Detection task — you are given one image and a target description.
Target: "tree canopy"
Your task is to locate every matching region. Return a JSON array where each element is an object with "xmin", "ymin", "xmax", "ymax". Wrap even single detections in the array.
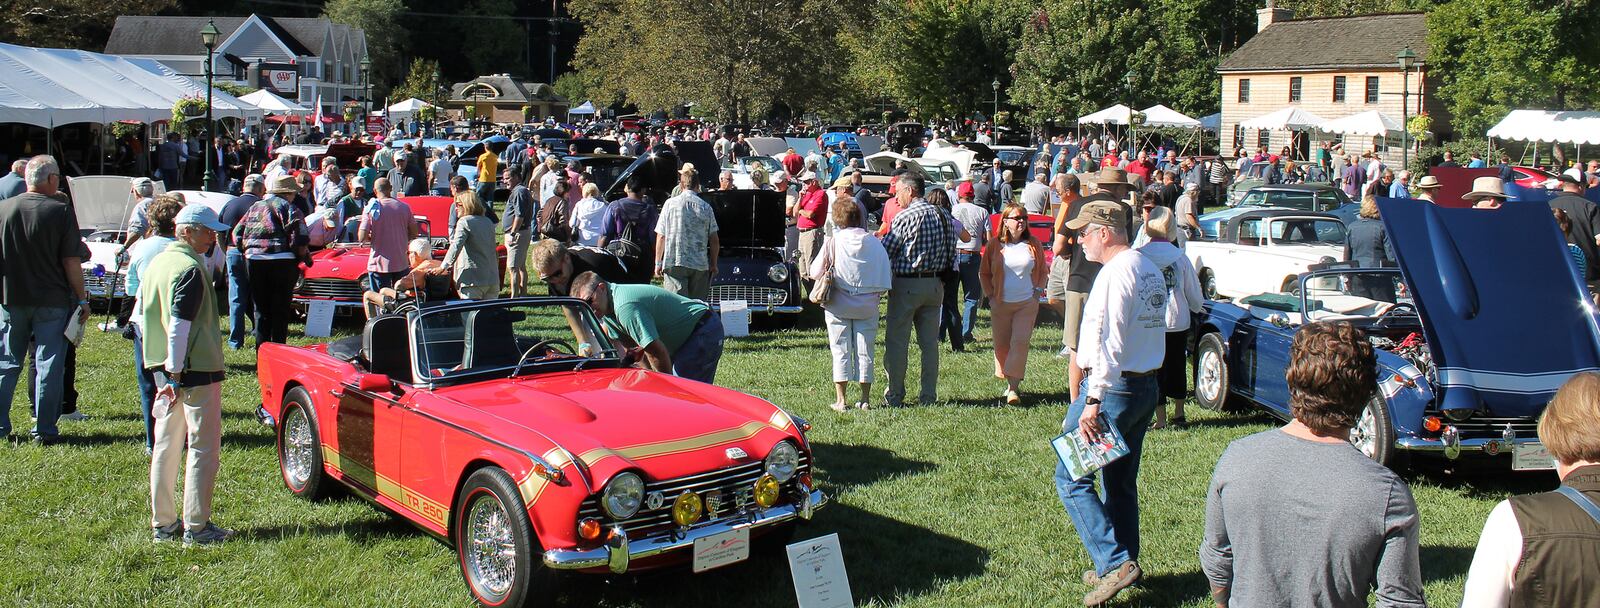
[{"xmin": 1428, "ymin": 0, "xmax": 1600, "ymax": 137}]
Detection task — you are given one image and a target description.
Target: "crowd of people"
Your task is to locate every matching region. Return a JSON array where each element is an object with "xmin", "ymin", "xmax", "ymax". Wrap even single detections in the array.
[{"xmin": 1, "ymin": 110, "xmax": 1597, "ymax": 604}]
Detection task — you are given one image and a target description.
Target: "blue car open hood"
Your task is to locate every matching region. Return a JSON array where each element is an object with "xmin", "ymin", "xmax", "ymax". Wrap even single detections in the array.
[{"xmin": 1377, "ymin": 198, "xmax": 1600, "ymax": 417}]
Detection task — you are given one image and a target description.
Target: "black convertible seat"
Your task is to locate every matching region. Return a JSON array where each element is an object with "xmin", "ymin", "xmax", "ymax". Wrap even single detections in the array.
[
  {"xmin": 465, "ymin": 308, "xmax": 524, "ymax": 370},
  {"xmin": 363, "ymin": 315, "xmax": 412, "ymax": 383}
]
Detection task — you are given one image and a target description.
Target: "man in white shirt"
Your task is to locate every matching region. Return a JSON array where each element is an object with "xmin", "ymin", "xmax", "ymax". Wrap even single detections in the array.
[
  {"xmin": 1020, "ymin": 170, "xmax": 1052, "ymax": 214},
  {"xmin": 427, "ymin": 149, "xmax": 453, "ymax": 196},
  {"xmin": 1054, "ymin": 198, "xmax": 1167, "ymax": 606},
  {"xmin": 313, "ymin": 158, "xmax": 344, "ymax": 211}
]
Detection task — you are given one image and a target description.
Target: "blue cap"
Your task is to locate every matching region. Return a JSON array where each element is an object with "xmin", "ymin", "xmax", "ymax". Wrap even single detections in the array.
[{"xmin": 176, "ymin": 204, "xmax": 229, "ymax": 231}]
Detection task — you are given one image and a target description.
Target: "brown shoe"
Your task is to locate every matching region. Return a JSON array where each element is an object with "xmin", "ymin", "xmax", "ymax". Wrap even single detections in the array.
[
  {"xmin": 1082, "ymin": 560, "xmax": 1141, "ymax": 605},
  {"xmin": 1081, "ymin": 569, "xmax": 1100, "ymax": 586}
]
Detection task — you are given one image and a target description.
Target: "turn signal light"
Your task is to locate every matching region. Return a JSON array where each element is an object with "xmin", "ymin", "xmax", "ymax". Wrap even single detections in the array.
[
  {"xmin": 672, "ymin": 492, "xmax": 703, "ymax": 527},
  {"xmin": 754, "ymin": 474, "xmax": 781, "ymax": 508},
  {"xmin": 1423, "ymin": 416, "xmax": 1443, "ymax": 433},
  {"xmin": 578, "ymin": 517, "xmax": 602, "ymax": 541},
  {"xmin": 798, "ymin": 472, "xmax": 813, "ymax": 491}
]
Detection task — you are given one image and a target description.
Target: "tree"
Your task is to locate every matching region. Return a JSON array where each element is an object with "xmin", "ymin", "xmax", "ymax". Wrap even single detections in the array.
[
  {"xmin": 390, "ymin": 58, "xmax": 445, "ymax": 107},
  {"xmin": 552, "ymin": 70, "xmax": 601, "ymax": 106},
  {"xmin": 450, "ymin": 0, "xmax": 523, "ymax": 80},
  {"xmin": 1428, "ymin": 0, "xmax": 1600, "ymax": 138},
  {"xmin": 842, "ymin": 0, "xmax": 1032, "ymax": 119},
  {"xmin": 568, "ymin": 0, "xmax": 853, "ymax": 121},
  {"xmin": 0, "ymin": 0, "xmax": 175, "ymax": 50},
  {"xmin": 323, "ymin": 0, "xmax": 406, "ymax": 88}
]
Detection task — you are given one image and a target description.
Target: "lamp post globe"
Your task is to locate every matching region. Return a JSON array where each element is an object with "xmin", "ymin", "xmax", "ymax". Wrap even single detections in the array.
[{"xmin": 200, "ymin": 19, "xmax": 219, "ymax": 192}]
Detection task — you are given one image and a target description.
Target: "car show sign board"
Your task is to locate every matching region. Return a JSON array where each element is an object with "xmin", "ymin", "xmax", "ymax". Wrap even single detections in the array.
[
  {"xmin": 304, "ymin": 300, "xmax": 336, "ymax": 338},
  {"xmin": 720, "ymin": 299, "xmax": 750, "ymax": 338},
  {"xmin": 787, "ymin": 534, "xmax": 852, "ymax": 608}
]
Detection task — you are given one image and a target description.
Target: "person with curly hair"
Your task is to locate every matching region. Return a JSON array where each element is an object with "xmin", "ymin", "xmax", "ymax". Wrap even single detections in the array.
[{"xmin": 1199, "ymin": 321, "xmax": 1425, "ymax": 607}]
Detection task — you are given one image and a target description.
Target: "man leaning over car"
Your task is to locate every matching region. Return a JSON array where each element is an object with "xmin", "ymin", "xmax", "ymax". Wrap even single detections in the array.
[{"xmin": 569, "ymin": 271, "xmax": 724, "ymax": 384}]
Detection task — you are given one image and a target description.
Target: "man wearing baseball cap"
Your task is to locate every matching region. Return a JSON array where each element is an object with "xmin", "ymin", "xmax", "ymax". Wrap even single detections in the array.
[
  {"xmin": 142, "ymin": 204, "xmax": 234, "ymax": 546},
  {"xmin": 794, "ymin": 171, "xmax": 829, "ymax": 281},
  {"xmin": 950, "ymin": 180, "xmax": 989, "ymax": 343},
  {"xmin": 1055, "ymin": 195, "xmax": 1167, "ymax": 605}
]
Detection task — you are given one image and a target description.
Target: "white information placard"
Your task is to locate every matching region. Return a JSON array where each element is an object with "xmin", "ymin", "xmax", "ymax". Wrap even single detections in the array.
[
  {"xmin": 304, "ymin": 300, "xmax": 336, "ymax": 338},
  {"xmin": 786, "ymin": 534, "xmax": 852, "ymax": 608}
]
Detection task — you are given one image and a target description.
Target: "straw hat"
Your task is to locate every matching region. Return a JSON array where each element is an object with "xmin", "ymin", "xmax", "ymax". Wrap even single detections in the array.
[
  {"xmin": 1084, "ymin": 166, "xmax": 1130, "ymax": 187},
  {"xmin": 1413, "ymin": 175, "xmax": 1442, "ymax": 190},
  {"xmin": 1464, "ymin": 176, "xmax": 1507, "ymax": 200},
  {"xmin": 267, "ymin": 175, "xmax": 300, "ymax": 195}
]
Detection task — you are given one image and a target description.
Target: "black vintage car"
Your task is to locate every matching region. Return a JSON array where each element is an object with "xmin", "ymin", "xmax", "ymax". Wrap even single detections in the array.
[{"xmin": 703, "ymin": 189, "xmax": 802, "ymax": 320}]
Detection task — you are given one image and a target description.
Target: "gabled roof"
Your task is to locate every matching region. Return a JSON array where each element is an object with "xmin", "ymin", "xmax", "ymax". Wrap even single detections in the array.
[
  {"xmin": 450, "ymin": 75, "xmax": 569, "ymax": 104},
  {"xmin": 1218, "ymin": 12, "xmax": 1428, "ymax": 73},
  {"xmin": 102, "ymin": 14, "xmax": 339, "ymax": 58}
]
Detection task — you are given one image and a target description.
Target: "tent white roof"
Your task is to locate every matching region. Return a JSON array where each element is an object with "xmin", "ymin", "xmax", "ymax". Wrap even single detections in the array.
[
  {"xmin": 387, "ymin": 98, "xmax": 432, "ymax": 113},
  {"xmin": 568, "ymin": 101, "xmax": 597, "ymax": 115},
  {"xmin": 1315, "ymin": 110, "xmax": 1401, "ymax": 137},
  {"xmin": 1140, "ymin": 105, "xmax": 1201, "ymax": 128},
  {"xmin": 1238, "ymin": 106, "xmax": 1326, "ymax": 131},
  {"xmin": 238, "ymin": 89, "xmax": 308, "ymax": 114},
  {"xmin": 1199, "ymin": 113, "xmax": 1221, "ymax": 130},
  {"xmin": 1077, "ymin": 104, "xmax": 1133, "ymax": 125},
  {"xmin": 1487, "ymin": 110, "xmax": 1600, "ymax": 145},
  {"xmin": 0, "ymin": 42, "xmax": 262, "ymax": 128}
]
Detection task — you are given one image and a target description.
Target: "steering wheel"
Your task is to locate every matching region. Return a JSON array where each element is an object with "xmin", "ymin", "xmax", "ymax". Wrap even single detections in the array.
[
  {"xmin": 510, "ymin": 339, "xmax": 577, "ymax": 377},
  {"xmin": 1374, "ymin": 302, "xmax": 1418, "ymax": 327}
]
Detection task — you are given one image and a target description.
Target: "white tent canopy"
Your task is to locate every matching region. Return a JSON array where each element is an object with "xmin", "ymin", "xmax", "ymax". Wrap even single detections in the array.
[
  {"xmin": 568, "ymin": 101, "xmax": 597, "ymax": 115},
  {"xmin": 1487, "ymin": 110, "xmax": 1600, "ymax": 145},
  {"xmin": 1315, "ymin": 110, "xmax": 1401, "ymax": 137},
  {"xmin": 0, "ymin": 42, "xmax": 262, "ymax": 128},
  {"xmin": 1239, "ymin": 106, "xmax": 1326, "ymax": 131},
  {"xmin": 1077, "ymin": 104, "xmax": 1133, "ymax": 126},
  {"xmin": 1199, "ymin": 113, "xmax": 1221, "ymax": 131},
  {"xmin": 238, "ymin": 89, "xmax": 308, "ymax": 115},
  {"xmin": 1139, "ymin": 104, "xmax": 1201, "ymax": 128},
  {"xmin": 385, "ymin": 97, "xmax": 432, "ymax": 122}
]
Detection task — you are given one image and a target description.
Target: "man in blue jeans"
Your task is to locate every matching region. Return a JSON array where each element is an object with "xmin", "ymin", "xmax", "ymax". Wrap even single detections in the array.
[
  {"xmin": 569, "ymin": 272, "xmax": 724, "ymax": 384},
  {"xmin": 0, "ymin": 156, "xmax": 89, "ymax": 445},
  {"xmin": 218, "ymin": 174, "xmax": 263, "ymax": 349},
  {"xmin": 1055, "ymin": 198, "xmax": 1168, "ymax": 605},
  {"xmin": 950, "ymin": 182, "xmax": 988, "ymax": 343}
]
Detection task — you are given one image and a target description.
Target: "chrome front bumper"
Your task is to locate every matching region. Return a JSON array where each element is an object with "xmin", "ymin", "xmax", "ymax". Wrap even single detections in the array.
[
  {"xmin": 1397, "ymin": 423, "xmax": 1533, "ymax": 459},
  {"xmin": 709, "ymin": 304, "xmax": 804, "ymax": 314},
  {"xmin": 542, "ymin": 488, "xmax": 827, "ymax": 573},
  {"xmin": 292, "ymin": 297, "xmax": 366, "ymax": 309},
  {"xmin": 255, "ymin": 405, "xmax": 276, "ymax": 428}
]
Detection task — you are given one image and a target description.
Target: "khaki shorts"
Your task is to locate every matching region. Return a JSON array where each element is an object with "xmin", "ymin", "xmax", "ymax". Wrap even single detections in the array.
[
  {"xmin": 1062, "ymin": 290, "xmax": 1090, "ymax": 350},
  {"xmin": 505, "ymin": 229, "xmax": 533, "ymax": 272},
  {"xmin": 1046, "ymin": 256, "xmax": 1072, "ymax": 302}
]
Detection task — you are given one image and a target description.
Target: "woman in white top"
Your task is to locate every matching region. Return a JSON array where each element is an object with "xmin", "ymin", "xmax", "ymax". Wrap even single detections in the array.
[
  {"xmin": 979, "ymin": 203, "xmax": 1048, "ymax": 405},
  {"xmin": 569, "ymin": 182, "xmax": 608, "ymax": 247},
  {"xmin": 1137, "ymin": 206, "xmax": 1204, "ymax": 429},
  {"xmin": 808, "ymin": 201, "xmax": 892, "ymax": 412}
]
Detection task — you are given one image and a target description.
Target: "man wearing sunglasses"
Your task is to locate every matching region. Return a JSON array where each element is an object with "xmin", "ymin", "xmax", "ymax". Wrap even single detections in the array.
[{"xmin": 528, "ymin": 239, "xmax": 631, "ymax": 296}]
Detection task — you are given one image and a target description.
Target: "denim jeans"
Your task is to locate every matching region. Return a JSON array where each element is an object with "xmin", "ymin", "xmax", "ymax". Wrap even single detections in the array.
[
  {"xmin": 957, "ymin": 251, "xmax": 983, "ymax": 340},
  {"xmin": 131, "ymin": 323, "xmax": 157, "ymax": 450},
  {"xmin": 225, "ymin": 248, "xmax": 252, "ymax": 348},
  {"xmin": 0, "ymin": 305, "xmax": 72, "ymax": 439},
  {"xmin": 1055, "ymin": 374, "xmax": 1159, "ymax": 576},
  {"xmin": 672, "ymin": 313, "xmax": 724, "ymax": 384}
]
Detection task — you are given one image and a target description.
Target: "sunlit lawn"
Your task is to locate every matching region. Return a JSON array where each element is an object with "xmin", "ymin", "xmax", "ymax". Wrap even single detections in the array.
[{"xmin": 0, "ymin": 303, "xmax": 1552, "ymax": 607}]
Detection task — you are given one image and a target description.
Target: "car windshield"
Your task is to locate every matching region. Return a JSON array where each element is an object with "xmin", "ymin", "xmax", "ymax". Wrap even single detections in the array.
[
  {"xmin": 413, "ymin": 300, "xmax": 619, "ymax": 380},
  {"xmin": 1296, "ymin": 270, "xmax": 1415, "ymax": 322},
  {"xmin": 1269, "ymin": 218, "xmax": 1346, "ymax": 244},
  {"xmin": 1242, "ymin": 190, "xmax": 1316, "ymax": 210},
  {"xmin": 742, "ymin": 156, "xmax": 784, "ymax": 174},
  {"xmin": 580, "ymin": 158, "xmax": 632, "ymax": 194}
]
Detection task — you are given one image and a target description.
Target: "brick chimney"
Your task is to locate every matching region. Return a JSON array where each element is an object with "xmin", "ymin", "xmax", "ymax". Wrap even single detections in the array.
[{"xmin": 1257, "ymin": 0, "xmax": 1294, "ymax": 32}]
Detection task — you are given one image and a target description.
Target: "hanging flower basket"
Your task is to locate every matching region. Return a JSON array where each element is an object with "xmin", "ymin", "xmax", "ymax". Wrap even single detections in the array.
[
  {"xmin": 174, "ymin": 96, "xmax": 208, "ymax": 118},
  {"xmin": 343, "ymin": 103, "xmax": 360, "ymax": 122}
]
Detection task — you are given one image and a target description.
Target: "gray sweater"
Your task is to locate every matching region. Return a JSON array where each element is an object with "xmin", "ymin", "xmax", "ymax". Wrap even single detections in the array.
[{"xmin": 1200, "ymin": 429, "xmax": 1426, "ymax": 607}]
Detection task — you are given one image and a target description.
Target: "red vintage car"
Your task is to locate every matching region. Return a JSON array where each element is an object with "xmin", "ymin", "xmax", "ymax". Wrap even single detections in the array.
[
  {"xmin": 294, "ymin": 195, "xmax": 504, "ymax": 311},
  {"xmin": 255, "ymin": 298, "xmax": 826, "ymax": 606},
  {"xmin": 987, "ymin": 211, "xmax": 1057, "ymax": 266}
]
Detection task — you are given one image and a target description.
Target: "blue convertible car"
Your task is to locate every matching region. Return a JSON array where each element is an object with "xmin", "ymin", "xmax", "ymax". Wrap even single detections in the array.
[{"xmin": 1193, "ymin": 199, "xmax": 1600, "ymax": 469}]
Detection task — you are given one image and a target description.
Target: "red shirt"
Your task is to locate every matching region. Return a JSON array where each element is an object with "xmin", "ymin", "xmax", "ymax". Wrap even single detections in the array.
[
  {"xmin": 796, "ymin": 186, "xmax": 829, "ymax": 230},
  {"xmin": 782, "ymin": 153, "xmax": 805, "ymax": 177},
  {"xmin": 875, "ymin": 198, "xmax": 903, "ymax": 236},
  {"xmin": 1126, "ymin": 159, "xmax": 1154, "ymax": 182}
]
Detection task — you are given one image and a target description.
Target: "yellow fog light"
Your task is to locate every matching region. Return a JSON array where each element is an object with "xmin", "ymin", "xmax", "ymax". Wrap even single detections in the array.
[
  {"xmin": 753, "ymin": 474, "xmax": 781, "ymax": 508},
  {"xmin": 672, "ymin": 491, "xmax": 703, "ymax": 527}
]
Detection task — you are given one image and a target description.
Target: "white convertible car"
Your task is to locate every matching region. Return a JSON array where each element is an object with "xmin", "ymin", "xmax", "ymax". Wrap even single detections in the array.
[{"xmin": 1185, "ymin": 209, "xmax": 1348, "ymax": 300}]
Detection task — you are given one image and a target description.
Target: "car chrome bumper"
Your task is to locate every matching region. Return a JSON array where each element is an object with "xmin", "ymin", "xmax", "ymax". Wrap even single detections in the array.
[
  {"xmin": 1396, "ymin": 424, "xmax": 1535, "ymax": 459},
  {"xmin": 709, "ymin": 304, "xmax": 804, "ymax": 314},
  {"xmin": 255, "ymin": 404, "xmax": 275, "ymax": 429},
  {"xmin": 542, "ymin": 488, "xmax": 827, "ymax": 573},
  {"xmin": 292, "ymin": 297, "xmax": 366, "ymax": 309}
]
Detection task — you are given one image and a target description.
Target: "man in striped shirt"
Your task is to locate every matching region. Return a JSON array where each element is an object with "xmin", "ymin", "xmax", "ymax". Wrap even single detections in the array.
[{"xmin": 880, "ymin": 173, "xmax": 957, "ymax": 407}]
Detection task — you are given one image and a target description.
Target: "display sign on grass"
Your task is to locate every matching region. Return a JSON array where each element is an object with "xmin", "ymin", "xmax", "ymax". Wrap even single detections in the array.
[{"xmin": 787, "ymin": 534, "xmax": 852, "ymax": 608}]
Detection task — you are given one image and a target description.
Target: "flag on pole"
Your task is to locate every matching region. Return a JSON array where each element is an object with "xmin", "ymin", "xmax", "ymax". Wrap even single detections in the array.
[{"xmin": 312, "ymin": 92, "xmax": 323, "ymax": 126}]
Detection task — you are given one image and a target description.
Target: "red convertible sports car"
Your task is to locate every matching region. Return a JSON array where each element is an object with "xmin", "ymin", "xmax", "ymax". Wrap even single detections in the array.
[{"xmin": 254, "ymin": 297, "xmax": 825, "ymax": 607}]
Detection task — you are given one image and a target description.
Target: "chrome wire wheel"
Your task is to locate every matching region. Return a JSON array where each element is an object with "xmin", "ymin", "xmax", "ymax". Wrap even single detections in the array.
[
  {"xmin": 1197, "ymin": 349, "xmax": 1223, "ymax": 405},
  {"xmin": 1351, "ymin": 403, "xmax": 1378, "ymax": 458},
  {"xmin": 282, "ymin": 406, "xmax": 314, "ymax": 490},
  {"xmin": 465, "ymin": 494, "xmax": 517, "ymax": 600}
]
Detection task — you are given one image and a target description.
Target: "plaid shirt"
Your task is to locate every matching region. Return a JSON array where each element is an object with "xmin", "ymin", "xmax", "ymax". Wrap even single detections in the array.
[
  {"xmin": 232, "ymin": 195, "xmax": 308, "ymax": 258},
  {"xmin": 881, "ymin": 199, "xmax": 956, "ymax": 275}
]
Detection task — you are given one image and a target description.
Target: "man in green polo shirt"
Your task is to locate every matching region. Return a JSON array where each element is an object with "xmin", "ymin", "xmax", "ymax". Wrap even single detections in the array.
[
  {"xmin": 140, "ymin": 204, "xmax": 233, "ymax": 547},
  {"xmin": 569, "ymin": 271, "xmax": 724, "ymax": 384}
]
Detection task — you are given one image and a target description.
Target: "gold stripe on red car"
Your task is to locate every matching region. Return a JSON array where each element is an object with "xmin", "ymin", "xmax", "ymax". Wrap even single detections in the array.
[{"xmin": 322, "ymin": 446, "xmax": 450, "ymax": 528}]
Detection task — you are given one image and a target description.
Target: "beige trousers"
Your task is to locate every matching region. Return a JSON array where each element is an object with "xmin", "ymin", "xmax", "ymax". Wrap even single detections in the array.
[{"xmin": 150, "ymin": 380, "xmax": 223, "ymax": 531}]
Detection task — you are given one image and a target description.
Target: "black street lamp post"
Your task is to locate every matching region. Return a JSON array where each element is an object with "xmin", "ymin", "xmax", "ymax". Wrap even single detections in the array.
[
  {"xmin": 360, "ymin": 53, "xmax": 372, "ymax": 132},
  {"xmin": 991, "ymin": 78, "xmax": 999, "ymax": 124},
  {"xmin": 200, "ymin": 20, "xmax": 219, "ymax": 192},
  {"xmin": 1396, "ymin": 46, "xmax": 1417, "ymax": 168}
]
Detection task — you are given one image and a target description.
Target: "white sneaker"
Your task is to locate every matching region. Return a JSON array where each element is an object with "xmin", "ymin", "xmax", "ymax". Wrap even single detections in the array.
[
  {"xmin": 60, "ymin": 411, "xmax": 89, "ymax": 421},
  {"xmin": 97, "ymin": 321, "xmax": 118, "ymax": 332}
]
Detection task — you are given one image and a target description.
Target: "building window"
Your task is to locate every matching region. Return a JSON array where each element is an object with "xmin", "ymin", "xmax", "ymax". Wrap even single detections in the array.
[
  {"xmin": 1257, "ymin": 130, "xmax": 1270, "ymax": 150},
  {"xmin": 1233, "ymin": 125, "xmax": 1244, "ymax": 151},
  {"xmin": 1366, "ymin": 76, "xmax": 1380, "ymax": 104},
  {"xmin": 1289, "ymin": 77, "xmax": 1302, "ymax": 102},
  {"xmin": 1238, "ymin": 79, "xmax": 1251, "ymax": 103},
  {"xmin": 1333, "ymin": 76, "xmax": 1346, "ymax": 102}
]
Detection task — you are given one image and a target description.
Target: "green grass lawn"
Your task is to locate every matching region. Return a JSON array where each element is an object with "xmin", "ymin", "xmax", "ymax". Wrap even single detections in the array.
[{"xmin": 0, "ymin": 307, "xmax": 1557, "ymax": 607}]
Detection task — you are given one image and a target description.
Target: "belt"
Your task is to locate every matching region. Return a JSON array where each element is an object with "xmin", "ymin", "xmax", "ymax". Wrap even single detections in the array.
[
  {"xmin": 895, "ymin": 272, "xmax": 940, "ymax": 278},
  {"xmin": 1081, "ymin": 368, "xmax": 1157, "ymax": 378}
]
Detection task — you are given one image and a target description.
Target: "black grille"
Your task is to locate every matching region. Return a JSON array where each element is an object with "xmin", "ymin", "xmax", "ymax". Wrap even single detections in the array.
[
  {"xmin": 579, "ymin": 453, "xmax": 812, "ymax": 539},
  {"xmin": 298, "ymin": 278, "xmax": 363, "ymax": 300},
  {"xmin": 709, "ymin": 285, "xmax": 787, "ymax": 307}
]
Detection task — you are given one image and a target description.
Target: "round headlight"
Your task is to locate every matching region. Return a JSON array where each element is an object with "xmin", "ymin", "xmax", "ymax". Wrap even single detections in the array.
[
  {"xmin": 601, "ymin": 472, "xmax": 644, "ymax": 519},
  {"xmin": 764, "ymin": 441, "xmax": 800, "ymax": 483},
  {"xmin": 672, "ymin": 491, "xmax": 703, "ymax": 527},
  {"xmin": 767, "ymin": 263, "xmax": 789, "ymax": 283},
  {"xmin": 1442, "ymin": 408, "xmax": 1475, "ymax": 422},
  {"xmin": 753, "ymin": 474, "xmax": 781, "ymax": 508}
]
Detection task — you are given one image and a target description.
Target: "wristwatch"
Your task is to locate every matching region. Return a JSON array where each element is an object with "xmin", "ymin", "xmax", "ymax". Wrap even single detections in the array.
[{"xmin": 1085, "ymin": 396, "xmax": 1102, "ymax": 406}]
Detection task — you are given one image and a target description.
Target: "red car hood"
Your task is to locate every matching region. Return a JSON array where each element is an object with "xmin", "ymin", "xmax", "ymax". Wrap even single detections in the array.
[
  {"xmin": 429, "ymin": 368, "xmax": 798, "ymax": 483},
  {"xmin": 302, "ymin": 246, "xmax": 372, "ymax": 280}
]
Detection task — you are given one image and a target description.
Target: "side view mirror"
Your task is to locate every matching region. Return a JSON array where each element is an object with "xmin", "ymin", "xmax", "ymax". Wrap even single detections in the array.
[{"xmin": 356, "ymin": 373, "xmax": 393, "ymax": 393}]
